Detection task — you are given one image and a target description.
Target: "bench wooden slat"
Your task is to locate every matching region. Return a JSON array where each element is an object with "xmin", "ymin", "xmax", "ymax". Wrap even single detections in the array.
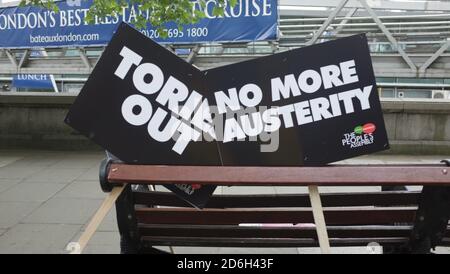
[
  {"xmin": 135, "ymin": 208, "xmax": 417, "ymax": 225},
  {"xmin": 108, "ymin": 164, "xmax": 450, "ymax": 186},
  {"xmin": 134, "ymin": 191, "xmax": 420, "ymax": 208},
  {"xmin": 138, "ymin": 224, "xmax": 426, "ymax": 238},
  {"xmin": 138, "ymin": 224, "xmax": 450, "ymax": 238},
  {"xmin": 140, "ymin": 236, "xmax": 411, "ymax": 247}
]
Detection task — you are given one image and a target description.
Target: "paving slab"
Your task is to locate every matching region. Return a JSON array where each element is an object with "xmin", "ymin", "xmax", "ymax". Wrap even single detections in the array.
[
  {"xmin": 22, "ymin": 197, "xmax": 103, "ymax": 225},
  {"xmin": 49, "ymin": 157, "xmax": 102, "ymax": 170},
  {"xmin": 54, "ymin": 180, "xmax": 106, "ymax": 200},
  {"xmin": 296, "ymin": 247, "xmax": 382, "ymax": 254},
  {"xmin": 72, "ymin": 231, "xmax": 120, "ymax": 254},
  {"xmin": 154, "ymin": 185, "xmax": 172, "ymax": 192},
  {"xmin": 6, "ymin": 155, "xmax": 62, "ymax": 168},
  {"xmin": 153, "ymin": 246, "xmax": 173, "ymax": 253},
  {"xmin": 216, "ymin": 247, "xmax": 299, "ymax": 254},
  {"xmin": 0, "ymin": 156, "xmax": 23, "ymax": 168},
  {"xmin": 435, "ymin": 247, "xmax": 450, "ymax": 254},
  {"xmin": 213, "ymin": 186, "xmax": 223, "ymax": 195},
  {"xmin": 274, "ymin": 187, "xmax": 308, "ymax": 195},
  {"xmin": 81, "ymin": 207, "xmax": 118, "ymax": 232},
  {"xmin": 172, "ymin": 247, "xmax": 222, "ymax": 254},
  {"xmin": 319, "ymin": 186, "xmax": 381, "ymax": 193},
  {"xmin": 22, "ymin": 167, "xmax": 89, "ymax": 184},
  {"xmin": 222, "ymin": 186, "xmax": 277, "ymax": 195},
  {"xmin": 0, "ymin": 202, "xmax": 40, "ymax": 229},
  {"xmin": 0, "ymin": 223, "xmax": 81, "ymax": 254},
  {"xmin": 0, "ymin": 179, "xmax": 22, "ymax": 194},
  {"xmin": 0, "ymin": 166, "xmax": 44, "ymax": 180},
  {"xmin": 96, "ymin": 208, "xmax": 118, "ymax": 232},
  {"xmin": 0, "ymin": 182, "xmax": 66, "ymax": 203},
  {"xmin": 77, "ymin": 164, "xmax": 101, "ymax": 181}
]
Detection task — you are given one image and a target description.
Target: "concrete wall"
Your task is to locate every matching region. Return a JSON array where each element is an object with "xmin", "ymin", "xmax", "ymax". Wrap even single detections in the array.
[
  {"xmin": 381, "ymin": 99, "xmax": 450, "ymax": 155},
  {"xmin": 1, "ymin": 92, "xmax": 449, "ymax": 154},
  {"xmin": 0, "ymin": 92, "xmax": 96, "ymax": 150}
]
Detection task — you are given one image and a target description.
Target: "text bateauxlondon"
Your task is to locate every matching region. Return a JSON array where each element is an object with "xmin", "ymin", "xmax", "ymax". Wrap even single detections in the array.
[{"xmin": 0, "ymin": 0, "xmax": 273, "ymax": 30}]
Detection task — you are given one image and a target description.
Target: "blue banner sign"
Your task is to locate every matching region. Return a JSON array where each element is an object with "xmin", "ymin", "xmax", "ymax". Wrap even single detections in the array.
[
  {"xmin": 12, "ymin": 74, "xmax": 55, "ymax": 90},
  {"xmin": 0, "ymin": 0, "xmax": 278, "ymax": 48}
]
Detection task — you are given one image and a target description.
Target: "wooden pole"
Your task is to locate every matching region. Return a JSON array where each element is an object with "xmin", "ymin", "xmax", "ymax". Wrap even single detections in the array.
[
  {"xmin": 308, "ymin": 185, "xmax": 331, "ymax": 254},
  {"xmin": 66, "ymin": 185, "xmax": 125, "ymax": 254}
]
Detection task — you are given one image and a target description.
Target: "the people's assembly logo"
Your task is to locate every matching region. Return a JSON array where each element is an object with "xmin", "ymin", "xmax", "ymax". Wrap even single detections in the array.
[{"xmin": 342, "ymin": 123, "xmax": 376, "ymax": 149}]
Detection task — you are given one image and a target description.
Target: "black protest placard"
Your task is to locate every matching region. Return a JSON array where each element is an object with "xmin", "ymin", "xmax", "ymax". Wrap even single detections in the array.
[
  {"xmin": 206, "ymin": 34, "xmax": 388, "ymax": 166},
  {"xmin": 65, "ymin": 23, "xmax": 220, "ymax": 208},
  {"xmin": 66, "ymin": 22, "xmax": 389, "ymax": 208}
]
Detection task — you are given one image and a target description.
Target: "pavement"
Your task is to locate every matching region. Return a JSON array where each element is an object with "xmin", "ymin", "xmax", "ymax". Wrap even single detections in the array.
[{"xmin": 0, "ymin": 150, "xmax": 449, "ymax": 254}]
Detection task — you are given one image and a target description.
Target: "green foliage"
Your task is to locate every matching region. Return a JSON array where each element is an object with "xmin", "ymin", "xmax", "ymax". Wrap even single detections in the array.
[{"xmin": 19, "ymin": 0, "xmax": 236, "ymax": 38}]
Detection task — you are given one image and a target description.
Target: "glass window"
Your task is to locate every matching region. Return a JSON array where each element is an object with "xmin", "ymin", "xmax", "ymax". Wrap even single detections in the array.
[
  {"xmin": 397, "ymin": 88, "xmax": 431, "ymax": 99},
  {"xmin": 398, "ymin": 78, "xmax": 444, "ymax": 84},
  {"xmin": 380, "ymin": 88, "xmax": 395, "ymax": 98}
]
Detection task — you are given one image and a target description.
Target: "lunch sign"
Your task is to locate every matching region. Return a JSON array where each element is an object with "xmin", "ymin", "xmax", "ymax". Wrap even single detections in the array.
[{"xmin": 65, "ymin": 23, "xmax": 389, "ymax": 207}]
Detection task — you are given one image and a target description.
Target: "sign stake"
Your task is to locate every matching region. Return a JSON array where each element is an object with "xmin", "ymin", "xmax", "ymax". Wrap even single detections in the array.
[
  {"xmin": 308, "ymin": 185, "xmax": 331, "ymax": 254},
  {"xmin": 66, "ymin": 185, "xmax": 125, "ymax": 254}
]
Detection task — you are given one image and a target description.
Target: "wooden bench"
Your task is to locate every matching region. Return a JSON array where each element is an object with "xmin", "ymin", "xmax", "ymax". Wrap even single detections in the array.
[{"xmin": 98, "ymin": 159, "xmax": 450, "ymax": 254}]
